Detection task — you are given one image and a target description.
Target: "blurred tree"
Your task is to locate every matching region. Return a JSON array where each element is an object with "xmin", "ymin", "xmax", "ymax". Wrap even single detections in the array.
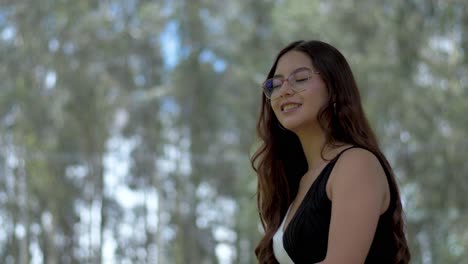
[
  {"xmin": 109, "ymin": 0, "xmax": 167, "ymax": 262},
  {"xmin": 0, "ymin": 1, "xmax": 83, "ymax": 263},
  {"xmin": 169, "ymin": 0, "xmax": 220, "ymax": 262},
  {"xmin": 0, "ymin": 0, "xmax": 467, "ymax": 263},
  {"xmin": 213, "ymin": 0, "xmax": 278, "ymax": 262}
]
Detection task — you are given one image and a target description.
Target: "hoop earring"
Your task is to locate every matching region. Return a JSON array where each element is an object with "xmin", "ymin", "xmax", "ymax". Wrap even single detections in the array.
[{"xmin": 333, "ymin": 102, "xmax": 337, "ymax": 115}]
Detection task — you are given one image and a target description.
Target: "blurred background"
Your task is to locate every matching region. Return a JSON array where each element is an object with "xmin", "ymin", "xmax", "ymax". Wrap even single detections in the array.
[{"xmin": 0, "ymin": 0, "xmax": 467, "ymax": 263}]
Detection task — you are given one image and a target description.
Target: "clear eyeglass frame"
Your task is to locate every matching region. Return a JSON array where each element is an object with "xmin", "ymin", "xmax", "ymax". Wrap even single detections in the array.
[{"xmin": 262, "ymin": 67, "xmax": 319, "ymax": 100}]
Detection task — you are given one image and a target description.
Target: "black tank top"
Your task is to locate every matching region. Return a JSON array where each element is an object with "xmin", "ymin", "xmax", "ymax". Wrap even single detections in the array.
[{"xmin": 283, "ymin": 147, "xmax": 396, "ymax": 263}]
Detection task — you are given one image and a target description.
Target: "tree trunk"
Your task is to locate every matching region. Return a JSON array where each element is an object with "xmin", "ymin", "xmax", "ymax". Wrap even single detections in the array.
[{"xmin": 17, "ymin": 163, "xmax": 29, "ymax": 264}]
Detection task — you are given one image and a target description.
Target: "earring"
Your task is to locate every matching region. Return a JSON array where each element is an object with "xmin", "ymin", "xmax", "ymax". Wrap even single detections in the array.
[{"xmin": 333, "ymin": 102, "xmax": 337, "ymax": 115}]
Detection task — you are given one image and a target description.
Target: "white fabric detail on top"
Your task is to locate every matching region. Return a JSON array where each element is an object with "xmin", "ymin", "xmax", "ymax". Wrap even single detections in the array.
[{"xmin": 273, "ymin": 206, "xmax": 295, "ymax": 264}]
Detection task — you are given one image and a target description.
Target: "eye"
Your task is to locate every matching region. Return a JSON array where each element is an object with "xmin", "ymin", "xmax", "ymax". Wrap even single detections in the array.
[
  {"xmin": 294, "ymin": 78, "xmax": 308, "ymax": 82},
  {"xmin": 268, "ymin": 78, "xmax": 283, "ymax": 89},
  {"xmin": 292, "ymin": 70, "xmax": 310, "ymax": 83}
]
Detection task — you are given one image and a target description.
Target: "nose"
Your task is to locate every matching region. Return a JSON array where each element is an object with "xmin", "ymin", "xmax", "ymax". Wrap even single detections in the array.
[{"xmin": 277, "ymin": 79, "xmax": 294, "ymax": 98}]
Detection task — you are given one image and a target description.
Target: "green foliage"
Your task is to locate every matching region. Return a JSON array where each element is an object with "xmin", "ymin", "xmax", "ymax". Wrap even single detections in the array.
[{"xmin": 0, "ymin": 0, "xmax": 467, "ymax": 263}]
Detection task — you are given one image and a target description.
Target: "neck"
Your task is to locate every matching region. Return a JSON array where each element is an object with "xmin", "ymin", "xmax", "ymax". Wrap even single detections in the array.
[{"xmin": 294, "ymin": 124, "xmax": 329, "ymax": 171}]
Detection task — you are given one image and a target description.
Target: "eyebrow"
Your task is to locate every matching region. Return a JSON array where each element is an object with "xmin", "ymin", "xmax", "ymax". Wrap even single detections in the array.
[{"xmin": 273, "ymin": 66, "xmax": 311, "ymax": 78}]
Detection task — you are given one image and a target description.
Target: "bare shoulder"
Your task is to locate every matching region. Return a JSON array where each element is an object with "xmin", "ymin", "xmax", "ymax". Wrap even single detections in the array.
[
  {"xmin": 338, "ymin": 147, "xmax": 383, "ymax": 168},
  {"xmin": 327, "ymin": 147, "xmax": 389, "ymax": 211}
]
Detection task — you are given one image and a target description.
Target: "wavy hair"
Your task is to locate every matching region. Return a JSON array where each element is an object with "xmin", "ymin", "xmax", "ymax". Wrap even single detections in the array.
[{"xmin": 251, "ymin": 40, "xmax": 410, "ymax": 263}]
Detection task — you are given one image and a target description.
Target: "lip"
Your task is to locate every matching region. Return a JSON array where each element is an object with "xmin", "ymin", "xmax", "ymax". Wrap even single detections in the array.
[{"xmin": 280, "ymin": 101, "xmax": 302, "ymax": 112}]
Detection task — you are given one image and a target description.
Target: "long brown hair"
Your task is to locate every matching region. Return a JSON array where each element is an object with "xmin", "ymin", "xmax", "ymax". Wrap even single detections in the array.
[{"xmin": 251, "ymin": 40, "xmax": 410, "ymax": 263}]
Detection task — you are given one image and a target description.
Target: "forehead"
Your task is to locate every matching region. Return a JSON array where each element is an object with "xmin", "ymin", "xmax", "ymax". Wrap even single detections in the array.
[{"xmin": 275, "ymin": 50, "xmax": 313, "ymax": 76}]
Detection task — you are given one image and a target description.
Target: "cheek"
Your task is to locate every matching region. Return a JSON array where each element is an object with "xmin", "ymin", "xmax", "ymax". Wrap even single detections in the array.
[
  {"xmin": 270, "ymin": 101, "xmax": 281, "ymax": 115},
  {"xmin": 305, "ymin": 85, "xmax": 328, "ymax": 104}
]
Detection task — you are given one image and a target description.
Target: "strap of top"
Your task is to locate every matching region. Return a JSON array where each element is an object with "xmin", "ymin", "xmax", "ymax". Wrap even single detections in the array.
[{"xmin": 331, "ymin": 145, "xmax": 360, "ymax": 163}]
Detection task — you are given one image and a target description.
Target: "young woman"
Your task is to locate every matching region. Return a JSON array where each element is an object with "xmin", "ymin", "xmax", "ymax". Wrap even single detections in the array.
[{"xmin": 251, "ymin": 40, "xmax": 410, "ymax": 264}]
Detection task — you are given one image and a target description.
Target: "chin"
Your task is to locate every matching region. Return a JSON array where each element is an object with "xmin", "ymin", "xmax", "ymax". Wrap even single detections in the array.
[
  {"xmin": 282, "ymin": 122, "xmax": 302, "ymax": 132},
  {"xmin": 282, "ymin": 119, "xmax": 317, "ymax": 133}
]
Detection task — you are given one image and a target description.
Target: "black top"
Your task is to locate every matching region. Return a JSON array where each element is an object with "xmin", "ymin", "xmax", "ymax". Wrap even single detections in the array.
[{"xmin": 283, "ymin": 147, "xmax": 396, "ymax": 263}]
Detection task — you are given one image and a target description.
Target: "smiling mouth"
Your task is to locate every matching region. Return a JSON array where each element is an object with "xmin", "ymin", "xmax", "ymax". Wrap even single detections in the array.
[{"xmin": 281, "ymin": 103, "xmax": 301, "ymax": 112}]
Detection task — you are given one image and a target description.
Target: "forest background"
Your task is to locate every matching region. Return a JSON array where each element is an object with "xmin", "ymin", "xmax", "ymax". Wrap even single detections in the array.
[{"xmin": 1, "ymin": 0, "xmax": 467, "ymax": 263}]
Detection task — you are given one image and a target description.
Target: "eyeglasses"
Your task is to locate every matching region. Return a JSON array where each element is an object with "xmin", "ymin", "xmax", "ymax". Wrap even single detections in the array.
[{"xmin": 262, "ymin": 67, "xmax": 319, "ymax": 100}]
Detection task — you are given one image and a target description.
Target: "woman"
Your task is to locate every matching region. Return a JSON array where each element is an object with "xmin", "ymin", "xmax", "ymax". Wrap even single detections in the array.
[{"xmin": 251, "ymin": 40, "xmax": 410, "ymax": 264}]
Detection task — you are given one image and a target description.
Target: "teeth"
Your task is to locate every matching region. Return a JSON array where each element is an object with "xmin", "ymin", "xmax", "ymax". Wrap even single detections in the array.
[{"xmin": 283, "ymin": 104, "xmax": 300, "ymax": 111}]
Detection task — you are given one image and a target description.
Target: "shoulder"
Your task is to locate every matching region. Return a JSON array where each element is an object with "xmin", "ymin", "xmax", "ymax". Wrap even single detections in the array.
[
  {"xmin": 335, "ymin": 147, "xmax": 383, "ymax": 173},
  {"xmin": 327, "ymin": 147, "xmax": 389, "ymax": 209}
]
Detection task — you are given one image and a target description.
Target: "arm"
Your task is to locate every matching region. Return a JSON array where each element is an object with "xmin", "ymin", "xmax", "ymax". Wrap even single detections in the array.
[{"xmin": 321, "ymin": 148, "xmax": 390, "ymax": 264}]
